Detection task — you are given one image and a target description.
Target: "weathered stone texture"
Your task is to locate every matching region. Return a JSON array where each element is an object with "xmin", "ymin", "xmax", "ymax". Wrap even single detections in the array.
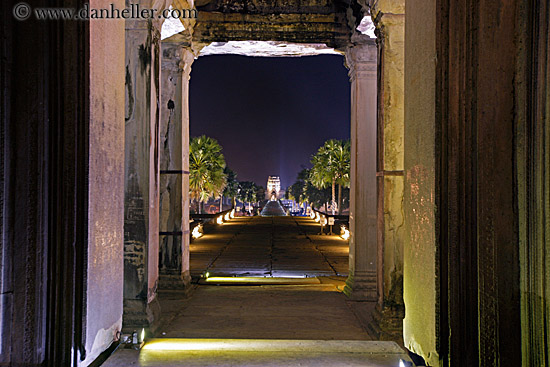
[
  {"xmin": 193, "ymin": 0, "xmax": 351, "ymax": 51},
  {"xmin": 159, "ymin": 43, "xmax": 193, "ymax": 290},
  {"xmin": 82, "ymin": 1, "xmax": 126, "ymax": 364},
  {"xmin": 344, "ymin": 41, "xmax": 378, "ymax": 301},
  {"xmin": 402, "ymin": 0, "xmax": 438, "ymax": 365},
  {"xmin": 370, "ymin": 4, "xmax": 406, "ymax": 344},
  {"xmin": 123, "ymin": 0, "xmax": 165, "ymax": 331}
]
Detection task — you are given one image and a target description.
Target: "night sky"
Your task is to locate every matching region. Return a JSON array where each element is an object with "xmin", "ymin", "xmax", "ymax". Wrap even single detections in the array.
[{"xmin": 189, "ymin": 55, "xmax": 350, "ymax": 189}]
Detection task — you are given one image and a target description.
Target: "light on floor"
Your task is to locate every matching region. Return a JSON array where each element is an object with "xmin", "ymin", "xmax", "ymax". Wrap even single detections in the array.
[{"xmin": 203, "ymin": 276, "xmax": 318, "ymax": 284}]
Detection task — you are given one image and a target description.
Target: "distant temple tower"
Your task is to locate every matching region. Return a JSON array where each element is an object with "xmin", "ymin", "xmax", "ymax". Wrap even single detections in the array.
[{"xmin": 266, "ymin": 176, "xmax": 281, "ymax": 201}]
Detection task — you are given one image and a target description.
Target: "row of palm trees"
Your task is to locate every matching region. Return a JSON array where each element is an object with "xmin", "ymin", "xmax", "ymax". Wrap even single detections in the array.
[
  {"xmin": 190, "ymin": 135, "xmax": 351, "ymax": 215},
  {"xmin": 287, "ymin": 139, "xmax": 351, "ymax": 215},
  {"xmin": 189, "ymin": 135, "xmax": 264, "ymax": 214}
]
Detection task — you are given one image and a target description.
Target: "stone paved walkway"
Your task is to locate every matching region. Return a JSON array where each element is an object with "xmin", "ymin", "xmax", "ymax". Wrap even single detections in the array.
[
  {"xmin": 190, "ymin": 216, "xmax": 349, "ymax": 279},
  {"xmin": 103, "ymin": 216, "xmax": 413, "ymax": 366}
]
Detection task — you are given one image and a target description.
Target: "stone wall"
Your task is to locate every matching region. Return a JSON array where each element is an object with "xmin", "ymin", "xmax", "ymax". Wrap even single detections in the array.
[
  {"xmin": 403, "ymin": 0, "xmax": 438, "ymax": 364},
  {"xmin": 82, "ymin": 1, "xmax": 126, "ymax": 364}
]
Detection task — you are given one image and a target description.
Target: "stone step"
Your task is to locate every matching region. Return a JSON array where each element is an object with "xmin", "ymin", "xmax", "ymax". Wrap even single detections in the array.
[
  {"xmin": 199, "ymin": 276, "xmax": 321, "ymax": 285},
  {"xmin": 105, "ymin": 339, "xmax": 415, "ymax": 367}
]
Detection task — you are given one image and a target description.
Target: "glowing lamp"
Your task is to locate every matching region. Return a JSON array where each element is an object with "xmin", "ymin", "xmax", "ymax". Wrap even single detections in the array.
[
  {"xmin": 224, "ymin": 212, "xmax": 230, "ymax": 221},
  {"xmin": 191, "ymin": 225, "xmax": 202, "ymax": 239},
  {"xmin": 216, "ymin": 216, "xmax": 223, "ymax": 225},
  {"xmin": 341, "ymin": 226, "xmax": 350, "ymax": 240}
]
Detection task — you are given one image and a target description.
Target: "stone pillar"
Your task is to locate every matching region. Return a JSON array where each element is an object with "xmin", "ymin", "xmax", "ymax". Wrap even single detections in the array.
[
  {"xmin": 369, "ymin": 5, "xmax": 406, "ymax": 341},
  {"xmin": 344, "ymin": 41, "xmax": 378, "ymax": 301},
  {"xmin": 403, "ymin": 0, "xmax": 437, "ymax": 362},
  {"xmin": 123, "ymin": 2, "xmax": 164, "ymax": 331},
  {"xmin": 159, "ymin": 42, "xmax": 194, "ymax": 291}
]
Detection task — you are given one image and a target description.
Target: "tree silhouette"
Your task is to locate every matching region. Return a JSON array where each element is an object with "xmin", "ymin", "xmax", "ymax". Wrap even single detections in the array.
[
  {"xmin": 189, "ymin": 135, "xmax": 227, "ymax": 214},
  {"xmin": 309, "ymin": 139, "xmax": 350, "ymax": 214}
]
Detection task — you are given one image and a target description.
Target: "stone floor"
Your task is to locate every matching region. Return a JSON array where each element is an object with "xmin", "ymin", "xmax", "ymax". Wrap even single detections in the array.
[
  {"xmin": 190, "ymin": 216, "xmax": 349, "ymax": 279},
  {"xmin": 104, "ymin": 216, "xmax": 413, "ymax": 366}
]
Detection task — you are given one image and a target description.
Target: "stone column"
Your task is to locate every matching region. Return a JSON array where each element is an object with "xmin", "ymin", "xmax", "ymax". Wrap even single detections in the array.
[
  {"xmin": 369, "ymin": 6, "xmax": 406, "ymax": 341},
  {"xmin": 159, "ymin": 42, "xmax": 194, "ymax": 291},
  {"xmin": 123, "ymin": 4, "xmax": 164, "ymax": 332},
  {"xmin": 344, "ymin": 41, "xmax": 378, "ymax": 301}
]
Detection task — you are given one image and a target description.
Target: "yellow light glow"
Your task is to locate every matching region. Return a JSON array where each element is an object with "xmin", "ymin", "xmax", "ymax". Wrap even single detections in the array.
[
  {"xmin": 205, "ymin": 272, "xmax": 210, "ymax": 278},
  {"xmin": 216, "ymin": 216, "xmax": 223, "ymax": 225},
  {"xmin": 340, "ymin": 226, "xmax": 350, "ymax": 240},
  {"xmin": 191, "ymin": 225, "xmax": 202, "ymax": 239},
  {"xmin": 204, "ymin": 276, "xmax": 319, "ymax": 284},
  {"xmin": 142, "ymin": 338, "xmax": 385, "ymax": 353}
]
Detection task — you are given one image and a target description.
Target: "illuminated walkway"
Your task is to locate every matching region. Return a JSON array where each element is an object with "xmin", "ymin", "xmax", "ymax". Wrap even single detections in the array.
[
  {"xmin": 260, "ymin": 200, "xmax": 287, "ymax": 216},
  {"xmin": 104, "ymin": 216, "xmax": 413, "ymax": 366},
  {"xmin": 190, "ymin": 216, "xmax": 349, "ymax": 278}
]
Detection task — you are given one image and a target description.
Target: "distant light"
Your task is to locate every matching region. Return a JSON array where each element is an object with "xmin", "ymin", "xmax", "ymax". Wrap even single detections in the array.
[
  {"xmin": 205, "ymin": 272, "xmax": 210, "ymax": 279},
  {"xmin": 192, "ymin": 225, "xmax": 203, "ymax": 239},
  {"xmin": 399, "ymin": 359, "xmax": 413, "ymax": 367},
  {"xmin": 224, "ymin": 212, "xmax": 230, "ymax": 221},
  {"xmin": 341, "ymin": 225, "xmax": 350, "ymax": 240},
  {"xmin": 141, "ymin": 328, "xmax": 145, "ymax": 343},
  {"xmin": 310, "ymin": 211, "xmax": 315, "ymax": 219},
  {"xmin": 216, "ymin": 216, "xmax": 223, "ymax": 225},
  {"xmin": 315, "ymin": 213, "xmax": 321, "ymax": 222},
  {"xmin": 230, "ymin": 209, "xmax": 235, "ymax": 218}
]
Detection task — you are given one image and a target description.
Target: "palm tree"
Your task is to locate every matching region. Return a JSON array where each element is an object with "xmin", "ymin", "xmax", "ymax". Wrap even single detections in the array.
[
  {"xmin": 221, "ymin": 167, "xmax": 238, "ymax": 212},
  {"xmin": 189, "ymin": 136, "xmax": 227, "ymax": 214},
  {"xmin": 237, "ymin": 181, "xmax": 258, "ymax": 215},
  {"xmin": 309, "ymin": 139, "xmax": 350, "ymax": 215}
]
